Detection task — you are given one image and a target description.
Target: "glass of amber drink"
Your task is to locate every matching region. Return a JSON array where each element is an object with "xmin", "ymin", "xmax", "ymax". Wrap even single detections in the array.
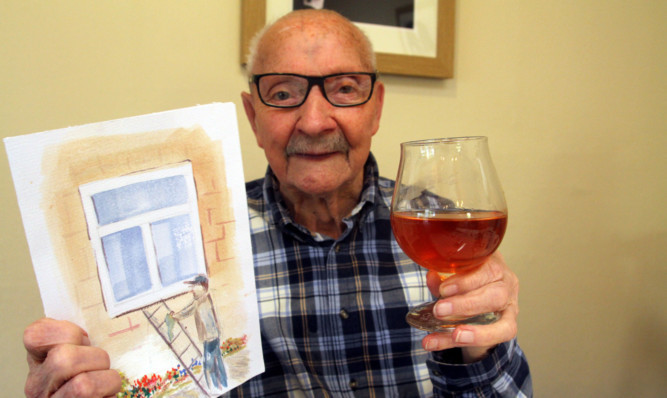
[{"xmin": 390, "ymin": 137, "xmax": 508, "ymax": 332}]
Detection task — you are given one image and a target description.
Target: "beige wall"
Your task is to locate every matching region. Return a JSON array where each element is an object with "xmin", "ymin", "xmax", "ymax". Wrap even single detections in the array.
[{"xmin": 1, "ymin": 1, "xmax": 665, "ymax": 396}]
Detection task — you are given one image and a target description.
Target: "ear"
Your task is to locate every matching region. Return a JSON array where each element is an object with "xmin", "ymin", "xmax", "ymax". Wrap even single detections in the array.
[
  {"xmin": 241, "ymin": 91, "xmax": 264, "ymax": 148},
  {"xmin": 370, "ymin": 81, "xmax": 385, "ymax": 137}
]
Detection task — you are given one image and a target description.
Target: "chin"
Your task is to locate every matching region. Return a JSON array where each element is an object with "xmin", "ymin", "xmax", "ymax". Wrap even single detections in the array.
[
  {"xmin": 294, "ymin": 179, "xmax": 342, "ymax": 196},
  {"xmin": 292, "ymin": 168, "xmax": 356, "ymax": 194}
]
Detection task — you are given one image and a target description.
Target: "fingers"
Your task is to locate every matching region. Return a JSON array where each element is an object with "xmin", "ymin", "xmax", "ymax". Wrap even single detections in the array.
[
  {"xmin": 24, "ymin": 318, "xmax": 121, "ymax": 398},
  {"xmin": 438, "ymin": 252, "xmax": 509, "ymax": 297},
  {"xmin": 50, "ymin": 369, "xmax": 122, "ymax": 398},
  {"xmin": 422, "ymin": 300, "xmax": 519, "ymax": 355},
  {"xmin": 434, "ymin": 279, "xmax": 513, "ymax": 318},
  {"xmin": 27, "ymin": 344, "xmax": 117, "ymax": 397},
  {"xmin": 24, "ymin": 318, "xmax": 90, "ymax": 364},
  {"xmin": 433, "ymin": 253, "xmax": 518, "ymax": 317},
  {"xmin": 422, "ymin": 252, "xmax": 521, "ymax": 361}
]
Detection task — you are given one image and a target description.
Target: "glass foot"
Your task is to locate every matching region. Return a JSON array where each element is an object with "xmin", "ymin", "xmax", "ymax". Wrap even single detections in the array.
[{"xmin": 405, "ymin": 301, "xmax": 500, "ymax": 332}]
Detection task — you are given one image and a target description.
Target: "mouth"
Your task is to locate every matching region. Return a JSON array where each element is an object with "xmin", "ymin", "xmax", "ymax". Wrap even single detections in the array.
[{"xmin": 289, "ymin": 151, "xmax": 340, "ymax": 160}]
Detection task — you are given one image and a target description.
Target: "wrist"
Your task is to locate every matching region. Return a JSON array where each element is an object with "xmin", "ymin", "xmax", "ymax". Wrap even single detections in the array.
[{"xmin": 461, "ymin": 345, "xmax": 494, "ymax": 363}]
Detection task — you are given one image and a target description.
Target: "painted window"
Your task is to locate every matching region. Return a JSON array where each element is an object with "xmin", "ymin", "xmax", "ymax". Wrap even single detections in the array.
[{"xmin": 80, "ymin": 162, "xmax": 206, "ymax": 317}]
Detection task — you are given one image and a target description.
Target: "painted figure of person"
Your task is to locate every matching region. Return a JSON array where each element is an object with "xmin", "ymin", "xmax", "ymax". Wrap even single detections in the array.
[{"xmin": 169, "ymin": 274, "xmax": 227, "ymax": 392}]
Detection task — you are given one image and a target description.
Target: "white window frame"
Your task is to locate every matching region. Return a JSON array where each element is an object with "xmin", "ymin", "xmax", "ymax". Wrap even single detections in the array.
[{"xmin": 79, "ymin": 162, "xmax": 207, "ymax": 317}]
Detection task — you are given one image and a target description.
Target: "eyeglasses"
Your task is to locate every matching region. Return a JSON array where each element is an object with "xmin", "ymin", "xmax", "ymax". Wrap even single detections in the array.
[{"xmin": 252, "ymin": 72, "xmax": 377, "ymax": 108}]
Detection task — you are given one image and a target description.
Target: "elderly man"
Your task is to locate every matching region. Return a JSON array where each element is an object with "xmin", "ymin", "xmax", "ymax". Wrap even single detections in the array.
[{"xmin": 23, "ymin": 9, "xmax": 531, "ymax": 397}]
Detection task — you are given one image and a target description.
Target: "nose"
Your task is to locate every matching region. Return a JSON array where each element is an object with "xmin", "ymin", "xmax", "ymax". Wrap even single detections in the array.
[{"xmin": 295, "ymin": 85, "xmax": 337, "ymax": 135}]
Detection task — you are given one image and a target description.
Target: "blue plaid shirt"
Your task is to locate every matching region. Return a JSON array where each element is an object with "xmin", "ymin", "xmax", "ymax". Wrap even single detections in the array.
[{"xmin": 227, "ymin": 154, "xmax": 532, "ymax": 397}]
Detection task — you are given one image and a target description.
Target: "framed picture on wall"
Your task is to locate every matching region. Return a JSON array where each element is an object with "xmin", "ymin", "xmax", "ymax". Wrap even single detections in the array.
[{"xmin": 241, "ymin": 0, "xmax": 455, "ymax": 78}]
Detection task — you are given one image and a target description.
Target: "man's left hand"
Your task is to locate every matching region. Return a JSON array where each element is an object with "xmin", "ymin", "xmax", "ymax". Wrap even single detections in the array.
[{"xmin": 422, "ymin": 252, "xmax": 519, "ymax": 363}]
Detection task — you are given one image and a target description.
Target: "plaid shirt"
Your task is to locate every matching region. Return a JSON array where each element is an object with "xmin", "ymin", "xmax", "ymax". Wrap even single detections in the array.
[{"xmin": 227, "ymin": 154, "xmax": 532, "ymax": 397}]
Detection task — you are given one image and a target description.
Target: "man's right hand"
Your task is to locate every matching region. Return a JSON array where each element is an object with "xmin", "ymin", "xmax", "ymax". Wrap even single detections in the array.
[{"xmin": 24, "ymin": 318, "xmax": 122, "ymax": 398}]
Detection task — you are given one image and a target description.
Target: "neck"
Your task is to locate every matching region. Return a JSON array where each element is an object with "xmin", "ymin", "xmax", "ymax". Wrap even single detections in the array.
[{"xmin": 279, "ymin": 177, "xmax": 363, "ymax": 239}]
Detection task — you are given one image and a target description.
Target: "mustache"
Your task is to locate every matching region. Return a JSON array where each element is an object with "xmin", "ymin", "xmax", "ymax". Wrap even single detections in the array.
[{"xmin": 285, "ymin": 133, "xmax": 350, "ymax": 156}]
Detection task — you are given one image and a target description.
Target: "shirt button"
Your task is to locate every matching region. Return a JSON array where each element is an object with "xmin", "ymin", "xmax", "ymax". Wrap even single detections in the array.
[
  {"xmin": 349, "ymin": 379, "xmax": 358, "ymax": 389},
  {"xmin": 339, "ymin": 309, "xmax": 349, "ymax": 320},
  {"xmin": 335, "ymin": 244, "xmax": 341, "ymax": 252}
]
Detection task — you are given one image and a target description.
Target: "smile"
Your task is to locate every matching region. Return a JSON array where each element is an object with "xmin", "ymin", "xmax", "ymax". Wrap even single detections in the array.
[{"xmin": 289, "ymin": 151, "xmax": 340, "ymax": 160}]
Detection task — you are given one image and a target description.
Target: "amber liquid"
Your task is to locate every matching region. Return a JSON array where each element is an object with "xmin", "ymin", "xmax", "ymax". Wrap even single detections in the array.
[{"xmin": 391, "ymin": 210, "xmax": 507, "ymax": 273}]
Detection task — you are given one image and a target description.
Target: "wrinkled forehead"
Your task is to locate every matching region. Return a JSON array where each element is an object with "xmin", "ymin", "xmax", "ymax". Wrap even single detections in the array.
[{"xmin": 253, "ymin": 14, "xmax": 372, "ymax": 74}]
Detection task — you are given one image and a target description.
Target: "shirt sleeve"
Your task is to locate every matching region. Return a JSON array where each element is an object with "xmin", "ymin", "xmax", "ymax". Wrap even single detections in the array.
[
  {"xmin": 427, "ymin": 338, "xmax": 533, "ymax": 397},
  {"xmin": 171, "ymin": 299, "xmax": 197, "ymax": 321}
]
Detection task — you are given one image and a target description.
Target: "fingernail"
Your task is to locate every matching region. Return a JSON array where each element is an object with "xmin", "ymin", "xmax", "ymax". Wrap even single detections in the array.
[
  {"xmin": 435, "ymin": 302, "xmax": 453, "ymax": 317},
  {"xmin": 456, "ymin": 330, "xmax": 475, "ymax": 344},
  {"xmin": 440, "ymin": 284, "xmax": 458, "ymax": 297}
]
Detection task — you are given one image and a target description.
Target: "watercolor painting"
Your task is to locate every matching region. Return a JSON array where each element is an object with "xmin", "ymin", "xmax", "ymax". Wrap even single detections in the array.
[{"xmin": 4, "ymin": 103, "xmax": 264, "ymax": 397}]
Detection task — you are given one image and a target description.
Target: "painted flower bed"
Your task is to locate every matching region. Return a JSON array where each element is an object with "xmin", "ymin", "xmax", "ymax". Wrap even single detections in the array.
[{"xmin": 117, "ymin": 335, "xmax": 248, "ymax": 397}]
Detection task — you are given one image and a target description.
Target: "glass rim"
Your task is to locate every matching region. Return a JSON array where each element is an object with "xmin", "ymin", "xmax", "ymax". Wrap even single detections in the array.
[{"xmin": 400, "ymin": 136, "xmax": 488, "ymax": 146}]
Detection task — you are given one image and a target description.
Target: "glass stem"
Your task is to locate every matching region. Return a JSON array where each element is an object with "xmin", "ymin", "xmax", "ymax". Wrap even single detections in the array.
[{"xmin": 437, "ymin": 272, "xmax": 454, "ymax": 282}]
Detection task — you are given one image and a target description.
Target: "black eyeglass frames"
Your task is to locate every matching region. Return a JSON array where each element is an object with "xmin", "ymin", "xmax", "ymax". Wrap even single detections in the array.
[{"xmin": 252, "ymin": 72, "xmax": 377, "ymax": 108}]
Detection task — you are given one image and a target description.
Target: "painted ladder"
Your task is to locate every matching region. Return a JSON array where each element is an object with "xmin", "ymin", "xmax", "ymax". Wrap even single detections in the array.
[{"xmin": 142, "ymin": 301, "xmax": 208, "ymax": 395}]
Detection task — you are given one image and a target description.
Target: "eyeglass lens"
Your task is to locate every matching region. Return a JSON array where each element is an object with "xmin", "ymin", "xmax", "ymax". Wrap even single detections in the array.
[{"xmin": 257, "ymin": 74, "xmax": 374, "ymax": 107}]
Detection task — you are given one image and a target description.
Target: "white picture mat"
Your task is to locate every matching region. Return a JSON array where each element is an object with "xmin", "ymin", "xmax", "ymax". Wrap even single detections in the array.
[{"xmin": 266, "ymin": 0, "xmax": 438, "ymax": 57}]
